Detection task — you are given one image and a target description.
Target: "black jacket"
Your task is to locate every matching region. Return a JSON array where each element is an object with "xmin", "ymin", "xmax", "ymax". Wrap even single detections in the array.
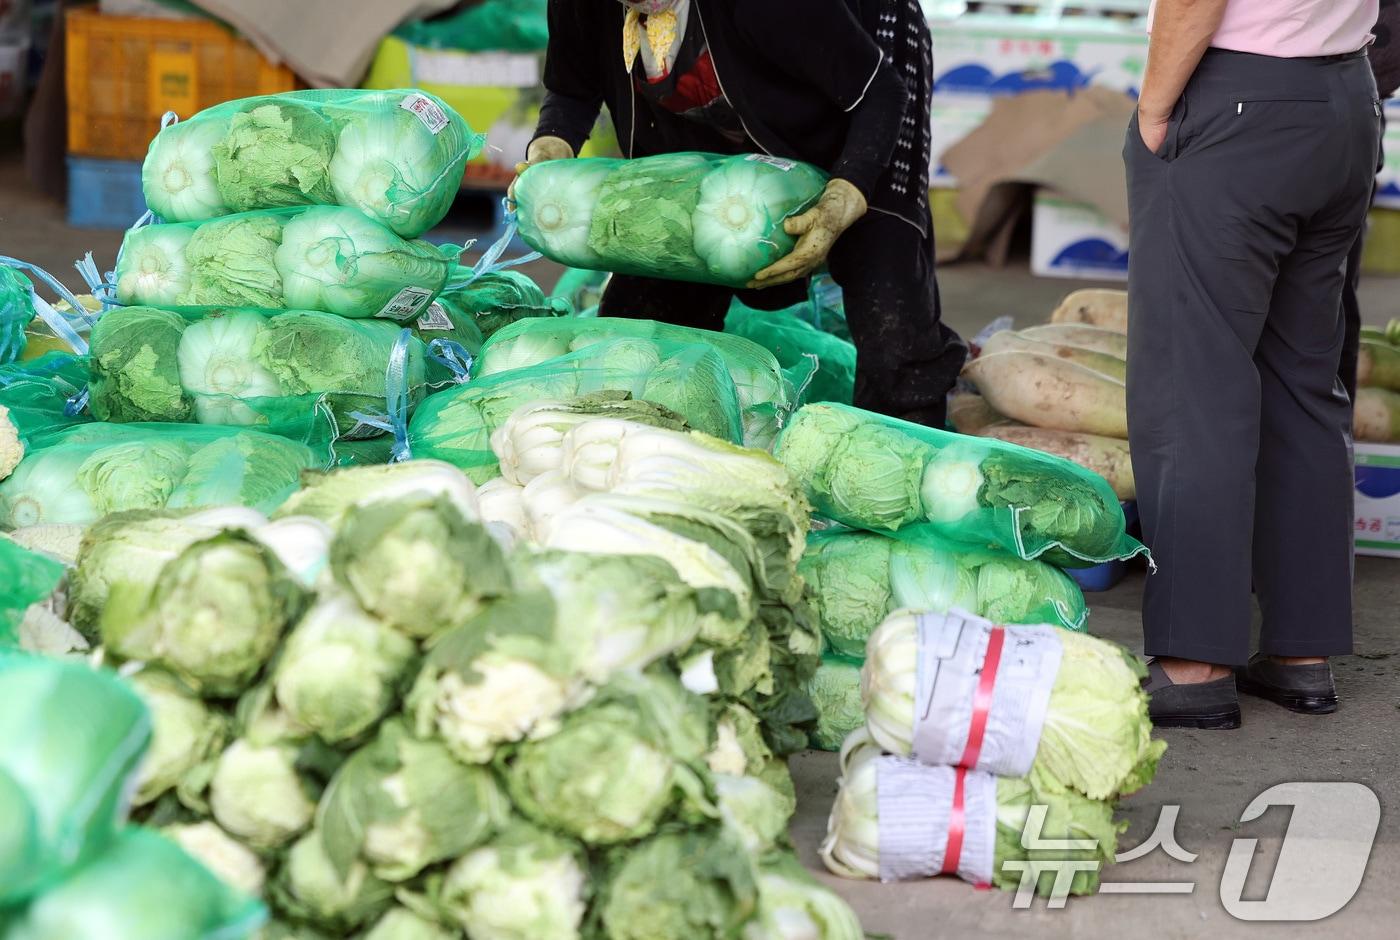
[{"xmin": 535, "ymin": 0, "xmax": 914, "ymax": 204}]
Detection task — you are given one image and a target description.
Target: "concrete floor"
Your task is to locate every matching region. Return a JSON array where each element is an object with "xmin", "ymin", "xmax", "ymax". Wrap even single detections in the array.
[{"xmin": 4, "ymin": 154, "xmax": 1399, "ymax": 937}]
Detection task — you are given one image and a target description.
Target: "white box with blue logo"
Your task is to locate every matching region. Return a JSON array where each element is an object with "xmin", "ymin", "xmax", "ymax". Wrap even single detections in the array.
[
  {"xmin": 1030, "ymin": 192, "xmax": 1129, "ymax": 280},
  {"xmin": 1355, "ymin": 442, "xmax": 1400, "ymax": 558}
]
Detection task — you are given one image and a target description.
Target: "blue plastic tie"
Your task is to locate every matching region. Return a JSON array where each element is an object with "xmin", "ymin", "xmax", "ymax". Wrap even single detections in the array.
[
  {"xmin": 426, "ymin": 338, "xmax": 473, "ymax": 384},
  {"xmin": 75, "ymin": 252, "xmax": 119, "ymax": 311},
  {"xmin": 444, "ymin": 203, "xmax": 542, "ymax": 291},
  {"xmin": 348, "ymin": 328, "xmax": 415, "ymax": 462},
  {"xmin": 64, "ymin": 387, "xmax": 90, "ymax": 417}
]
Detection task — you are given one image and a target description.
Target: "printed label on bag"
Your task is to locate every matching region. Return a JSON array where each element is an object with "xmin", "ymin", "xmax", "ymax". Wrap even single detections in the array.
[
  {"xmin": 375, "ymin": 287, "xmax": 435, "ymax": 321},
  {"xmin": 876, "ymin": 757, "xmax": 996, "ymax": 885},
  {"xmin": 416, "ymin": 302, "xmax": 453, "ymax": 331},
  {"xmin": 744, "ymin": 154, "xmax": 797, "ymax": 172},
  {"xmin": 401, "ymin": 93, "xmax": 451, "ymax": 135},
  {"xmin": 911, "ymin": 610, "xmax": 1063, "ymax": 777}
]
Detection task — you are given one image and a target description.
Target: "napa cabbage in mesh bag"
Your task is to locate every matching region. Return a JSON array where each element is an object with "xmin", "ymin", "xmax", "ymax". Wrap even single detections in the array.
[
  {"xmin": 88, "ymin": 305, "xmax": 430, "ymax": 442},
  {"xmin": 514, "ymin": 152, "xmax": 827, "ymax": 287},
  {"xmin": 436, "ymin": 268, "xmax": 571, "ymax": 342},
  {"xmin": 776, "ymin": 403, "xmax": 1147, "ymax": 567},
  {"xmin": 142, "ymin": 89, "xmax": 482, "ymax": 237},
  {"xmin": 724, "ymin": 300, "xmax": 855, "ymax": 406},
  {"xmin": 799, "ymin": 527, "xmax": 1087, "ymax": 659},
  {"xmin": 0, "ymin": 423, "xmax": 320, "ymax": 529},
  {"xmin": 114, "ymin": 207, "xmax": 456, "ymax": 320},
  {"xmin": 407, "ymin": 341, "xmax": 744, "ymax": 481}
]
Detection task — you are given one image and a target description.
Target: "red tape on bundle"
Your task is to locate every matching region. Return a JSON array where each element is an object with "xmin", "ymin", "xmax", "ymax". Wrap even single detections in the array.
[
  {"xmin": 941, "ymin": 766, "xmax": 968, "ymax": 876},
  {"xmin": 957, "ymin": 626, "xmax": 1006, "ymax": 768}
]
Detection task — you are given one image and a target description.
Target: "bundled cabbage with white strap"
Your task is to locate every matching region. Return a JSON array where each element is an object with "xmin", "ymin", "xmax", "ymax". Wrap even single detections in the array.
[
  {"xmin": 820, "ymin": 731, "xmax": 1121, "ymax": 897},
  {"xmin": 142, "ymin": 89, "xmax": 482, "ymax": 237},
  {"xmin": 114, "ymin": 207, "xmax": 457, "ymax": 321},
  {"xmin": 87, "ymin": 305, "xmax": 432, "ymax": 443},
  {"xmin": 861, "ymin": 609, "xmax": 1166, "ymax": 800},
  {"xmin": 514, "ymin": 152, "xmax": 827, "ymax": 287}
]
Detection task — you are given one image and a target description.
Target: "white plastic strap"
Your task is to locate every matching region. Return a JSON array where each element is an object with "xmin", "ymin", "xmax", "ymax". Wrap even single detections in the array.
[
  {"xmin": 911, "ymin": 610, "xmax": 1063, "ymax": 777},
  {"xmin": 876, "ymin": 756, "xmax": 997, "ymax": 885}
]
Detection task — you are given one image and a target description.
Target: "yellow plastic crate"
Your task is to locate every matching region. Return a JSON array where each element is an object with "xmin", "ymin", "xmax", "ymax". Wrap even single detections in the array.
[{"xmin": 65, "ymin": 7, "xmax": 298, "ymax": 160}]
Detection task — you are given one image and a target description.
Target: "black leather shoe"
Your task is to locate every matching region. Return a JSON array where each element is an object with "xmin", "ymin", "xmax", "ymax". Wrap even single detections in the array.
[
  {"xmin": 1142, "ymin": 660, "xmax": 1242, "ymax": 729},
  {"xmin": 1235, "ymin": 655, "xmax": 1338, "ymax": 715}
]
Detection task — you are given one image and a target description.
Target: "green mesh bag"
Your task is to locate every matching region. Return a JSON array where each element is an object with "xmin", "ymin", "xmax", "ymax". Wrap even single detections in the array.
[
  {"xmin": 724, "ymin": 301, "xmax": 855, "ymax": 406},
  {"xmin": 0, "ymin": 654, "xmax": 153, "ymax": 906},
  {"xmin": 514, "ymin": 152, "xmax": 828, "ymax": 288},
  {"xmin": 1, "ymin": 352, "xmax": 92, "ymax": 482},
  {"xmin": 550, "ymin": 266, "xmax": 609, "ymax": 314},
  {"xmin": 112, "ymin": 207, "xmax": 457, "ymax": 321},
  {"xmin": 407, "ymin": 338, "xmax": 744, "ymax": 482},
  {"xmin": 1, "ymin": 265, "xmax": 35, "ymax": 364},
  {"xmin": 799, "ymin": 527, "xmax": 1087, "ymax": 662},
  {"xmin": 394, "ymin": 0, "xmax": 549, "ymax": 52},
  {"xmin": 6, "ymin": 826, "xmax": 267, "ymax": 940},
  {"xmin": 142, "ymin": 88, "xmax": 482, "ymax": 237},
  {"xmin": 477, "ymin": 316, "xmax": 792, "ymax": 448},
  {"xmin": 437, "ymin": 268, "xmax": 571, "ymax": 341},
  {"xmin": 0, "ymin": 540, "xmax": 66, "ymax": 647},
  {"xmin": 0, "ymin": 423, "xmax": 320, "ymax": 529},
  {"xmin": 87, "ymin": 306, "xmax": 431, "ymax": 444},
  {"xmin": 776, "ymin": 403, "xmax": 1147, "ymax": 568}
]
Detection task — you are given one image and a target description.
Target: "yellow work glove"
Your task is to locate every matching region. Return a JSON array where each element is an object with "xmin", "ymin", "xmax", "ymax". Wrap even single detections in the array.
[
  {"xmin": 507, "ymin": 135, "xmax": 575, "ymax": 202},
  {"xmin": 749, "ymin": 178, "xmax": 867, "ymax": 288}
]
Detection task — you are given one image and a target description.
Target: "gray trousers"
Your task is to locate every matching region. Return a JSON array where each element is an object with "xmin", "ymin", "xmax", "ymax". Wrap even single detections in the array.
[{"xmin": 1123, "ymin": 49, "xmax": 1382, "ymax": 665}]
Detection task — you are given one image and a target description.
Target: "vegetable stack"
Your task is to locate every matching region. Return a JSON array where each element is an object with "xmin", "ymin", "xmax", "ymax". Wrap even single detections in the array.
[
  {"xmin": 820, "ymin": 609, "xmax": 1165, "ymax": 898},
  {"xmin": 4, "ymin": 418, "xmax": 859, "ymax": 938}
]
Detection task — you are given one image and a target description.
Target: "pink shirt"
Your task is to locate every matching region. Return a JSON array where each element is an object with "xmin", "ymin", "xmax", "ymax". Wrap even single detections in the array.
[{"xmin": 1149, "ymin": 1, "xmax": 1378, "ymax": 58}]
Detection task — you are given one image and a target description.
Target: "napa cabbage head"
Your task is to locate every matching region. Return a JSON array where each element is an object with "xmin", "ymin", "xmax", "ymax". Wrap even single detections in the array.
[
  {"xmin": 439, "ymin": 819, "xmax": 588, "ymax": 940},
  {"xmin": 89, "ymin": 306, "xmax": 193, "ymax": 423},
  {"xmin": 692, "ymin": 158, "xmax": 821, "ymax": 283},
  {"xmin": 273, "ymin": 829, "xmax": 394, "ymax": 932},
  {"xmin": 276, "ymin": 207, "xmax": 451, "ymax": 318},
  {"xmin": 272, "ymin": 593, "xmax": 417, "ymax": 744},
  {"xmin": 798, "ymin": 530, "xmax": 892, "ymax": 659},
  {"xmin": 176, "ymin": 310, "xmax": 285, "ymax": 425},
  {"xmin": 114, "ymin": 225, "xmax": 195, "ymax": 306},
  {"xmin": 363, "ymin": 909, "xmax": 456, "ymax": 940},
  {"xmin": 329, "ymin": 91, "xmax": 477, "ymax": 238},
  {"xmin": 317, "ymin": 719, "xmax": 508, "ymax": 882},
  {"xmin": 598, "ymin": 828, "xmax": 758, "ymax": 940},
  {"xmin": 213, "ymin": 100, "xmax": 336, "ymax": 211},
  {"xmin": 514, "ymin": 160, "xmax": 613, "ymax": 267},
  {"xmin": 920, "ymin": 439, "xmax": 987, "ymax": 525},
  {"xmin": 714, "ymin": 768, "xmax": 796, "ymax": 856},
  {"xmin": 329, "ymin": 492, "xmax": 512, "ymax": 640},
  {"xmin": 272, "ymin": 458, "xmax": 480, "ymax": 528},
  {"xmin": 745, "ymin": 854, "xmax": 863, "ymax": 940},
  {"xmin": 503, "ymin": 671, "xmax": 712, "ymax": 845},
  {"xmin": 805, "ymin": 655, "xmax": 865, "ymax": 751},
  {"xmin": 640, "ymin": 347, "xmax": 742, "ymax": 442},
  {"xmin": 164, "ymin": 430, "xmax": 316, "ymax": 514},
  {"xmin": 0, "ymin": 443, "xmax": 101, "ymax": 528},
  {"xmin": 514, "ymin": 549, "xmax": 702, "ymax": 681},
  {"xmin": 475, "ymin": 476, "xmax": 527, "ymax": 545},
  {"xmin": 127, "ymin": 668, "xmax": 229, "ymax": 807},
  {"xmin": 209, "ymin": 739, "xmax": 317, "ymax": 851},
  {"xmin": 406, "ymin": 593, "xmax": 581, "ymax": 764},
  {"xmin": 774, "ymin": 403, "xmax": 862, "ymax": 489},
  {"xmin": 162, "ymin": 821, "xmax": 266, "ymax": 897},
  {"xmin": 142, "ymin": 116, "xmax": 231, "ymax": 222},
  {"xmin": 180, "ymin": 214, "xmax": 286, "ymax": 308}
]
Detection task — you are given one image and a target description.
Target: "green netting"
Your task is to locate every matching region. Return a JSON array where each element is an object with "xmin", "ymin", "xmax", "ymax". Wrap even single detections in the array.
[
  {"xmin": 724, "ymin": 301, "xmax": 855, "ymax": 406},
  {"xmin": 1, "ymin": 352, "xmax": 93, "ymax": 481},
  {"xmin": 550, "ymin": 266, "xmax": 609, "ymax": 313},
  {"xmin": 0, "ymin": 423, "xmax": 321, "ymax": 529},
  {"xmin": 776, "ymin": 403, "xmax": 1147, "ymax": 568},
  {"xmin": 407, "ymin": 339, "xmax": 745, "ymax": 482},
  {"xmin": 6, "ymin": 826, "xmax": 267, "ymax": 939},
  {"xmin": 0, "ymin": 540, "xmax": 65, "ymax": 647},
  {"xmin": 393, "ymin": 0, "xmax": 549, "ymax": 52},
  {"xmin": 0, "ymin": 653, "xmax": 152, "ymax": 906},
  {"xmin": 87, "ymin": 306, "xmax": 431, "ymax": 444},
  {"xmin": 113, "ymin": 207, "xmax": 458, "ymax": 321},
  {"xmin": 514, "ymin": 152, "xmax": 828, "ymax": 288},
  {"xmin": 805, "ymin": 274, "xmax": 850, "ymax": 341},
  {"xmin": 439, "ymin": 268, "xmax": 571, "ymax": 340},
  {"xmin": 1, "ymin": 266, "xmax": 35, "ymax": 364},
  {"xmin": 799, "ymin": 527, "xmax": 1088, "ymax": 662},
  {"xmin": 142, "ymin": 89, "xmax": 483, "ymax": 238},
  {"xmin": 476, "ymin": 316, "xmax": 793, "ymax": 448}
]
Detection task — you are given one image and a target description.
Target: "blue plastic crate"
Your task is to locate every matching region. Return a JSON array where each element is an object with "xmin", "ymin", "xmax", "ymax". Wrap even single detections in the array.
[
  {"xmin": 67, "ymin": 157, "xmax": 147, "ymax": 230},
  {"xmin": 1067, "ymin": 500, "xmax": 1140, "ymax": 593}
]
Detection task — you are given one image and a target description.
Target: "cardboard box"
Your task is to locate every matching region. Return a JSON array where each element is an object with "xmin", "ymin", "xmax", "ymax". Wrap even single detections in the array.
[
  {"xmin": 1030, "ymin": 192, "xmax": 1129, "ymax": 280},
  {"xmin": 929, "ymin": 17, "xmax": 1148, "ymax": 100},
  {"xmin": 1355, "ymin": 443, "xmax": 1400, "ymax": 558},
  {"xmin": 929, "ymin": 97, "xmax": 993, "ymax": 187}
]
